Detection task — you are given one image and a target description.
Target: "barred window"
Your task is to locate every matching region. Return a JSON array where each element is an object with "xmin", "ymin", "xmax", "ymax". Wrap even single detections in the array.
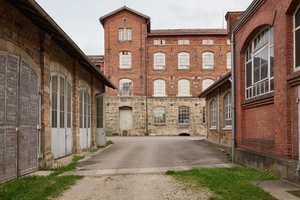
[
  {"xmin": 178, "ymin": 79, "xmax": 190, "ymax": 96},
  {"xmin": 202, "ymin": 52, "xmax": 214, "ymax": 69},
  {"xmin": 154, "ymin": 79, "xmax": 166, "ymax": 96},
  {"xmin": 153, "ymin": 107, "xmax": 166, "ymax": 124},
  {"xmin": 120, "ymin": 79, "xmax": 132, "ymax": 96},
  {"xmin": 178, "ymin": 52, "xmax": 190, "ymax": 69},
  {"xmin": 178, "ymin": 106, "xmax": 190, "ymax": 124},
  {"xmin": 154, "ymin": 52, "xmax": 166, "ymax": 70}
]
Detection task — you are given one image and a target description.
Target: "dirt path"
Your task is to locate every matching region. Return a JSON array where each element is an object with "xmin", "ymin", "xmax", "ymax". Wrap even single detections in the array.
[{"xmin": 56, "ymin": 174, "xmax": 211, "ymax": 200}]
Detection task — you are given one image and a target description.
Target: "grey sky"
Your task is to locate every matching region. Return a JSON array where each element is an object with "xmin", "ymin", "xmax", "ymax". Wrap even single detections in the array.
[{"xmin": 35, "ymin": 0, "xmax": 253, "ymax": 55}]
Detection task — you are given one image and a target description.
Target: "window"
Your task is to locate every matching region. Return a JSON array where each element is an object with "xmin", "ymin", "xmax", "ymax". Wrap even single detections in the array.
[
  {"xmin": 210, "ymin": 100, "xmax": 217, "ymax": 127},
  {"xmin": 227, "ymin": 52, "xmax": 231, "ymax": 69},
  {"xmin": 224, "ymin": 93, "xmax": 232, "ymax": 127},
  {"xmin": 154, "ymin": 40, "xmax": 165, "ymax": 45},
  {"xmin": 178, "ymin": 40, "xmax": 190, "ymax": 45},
  {"xmin": 227, "ymin": 39, "xmax": 231, "ymax": 45},
  {"xmin": 202, "ymin": 107, "xmax": 206, "ymax": 124},
  {"xmin": 202, "ymin": 39, "xmax": 214, "ymax": 44},
  {"xmin": 79, "ymin": 88, "xmax": 90, "ymax": 129},
  {"xmin": 202, "ymin": 79, "xmax": 214, "ymax": 91},
  {"xmin": 178, "ymin": 106, "xmax": 190, "ymax": 124},
  {"xmin": 178, "ymin": 52, "xmax": 190, "ymax": 69},
  {"xmin": 245, "ymin": 26, "xmax": 274, "ymax": 99},
  {"xmin": 119, "ymin": 28, "xmax": 132, "ymax": 41},
  {"xmin": 154, "ymin": 52, "xmax": 166, "ymax": 70},
  {"xmin": 178, "ymin": 79, "xmax": 190, "ymax": 96},
  {"xmin": 120, "ymin": 79, "xmax": 132, "ymax": 96},
  {"xmin": 153, "ymin": 107, "xmax": 166, "ymax": 124},
  {"xmin": 119, "ymin": 51, "xmax": 131, "ymax": 69},
  {"xmin": 154, "ymin": 79, "xmax": 166, "ymax": 96},
  {"xmin": 202, "ymin": 52, "xmax": 214, "ymax": 69},
  {"xmin": 295, "ymin": 7, "xmax": 300, "ymax": 69}
]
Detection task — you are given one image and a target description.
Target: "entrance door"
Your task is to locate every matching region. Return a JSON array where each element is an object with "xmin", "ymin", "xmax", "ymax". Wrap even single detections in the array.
[
  {"xmin": 119, "ymin": 107, "xmax": 133, "ymax": 134},
  {"xmin": 96, "ymin": 93, "xmax": 106, "ymax": 147},
  {"xmin": 51, "ymin": 74, "xmax": 72, "ymax": 159},
  {"xmin": 0, "ymin": 53, "xmax": 39, "ymax": 181},
  {"xmin": 79, "ymin": 89, "xmax": 91, "ymax": 150}
]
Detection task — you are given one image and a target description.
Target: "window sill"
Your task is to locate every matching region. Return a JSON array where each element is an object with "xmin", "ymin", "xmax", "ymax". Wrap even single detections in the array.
[
  {"xmin": 154, "ymin": 69, "xmax": 166, "ymax": 71},
  {"xmin": 222, "ymin": 126, "xmax": 232, "ymax": 131},
  {"xmin": 241, "ymin": 92, "xmax": 274, "ymax": 109},
  {"xmin": 178, "ymin": 69, "xmax": 190, "ymax": 71},
  {"xmin": 119, "ymin": 68, "xmax": 132, "ymax": 71},
  {"xmin": 209, "ymin": 127, "xmax": 217, "ymax": 130},
  {"xmin": 154, "ymin": 123, "xmax": 166, "ymax": 126}
]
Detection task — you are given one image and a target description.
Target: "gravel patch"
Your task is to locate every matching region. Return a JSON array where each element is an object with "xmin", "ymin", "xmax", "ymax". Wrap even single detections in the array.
[{"xmin": 56, "ymin": 174, "xmax": 211, "ymax": 200}]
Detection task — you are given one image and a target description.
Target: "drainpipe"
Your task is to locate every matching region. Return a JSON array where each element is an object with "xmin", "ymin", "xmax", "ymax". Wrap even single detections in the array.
[
  {"xmin": 231, "ymin": 33, "xmax": 235, "ymax": 163},
  {"xmin": 297, "ymin": 86, "xmax": 300, "ymax": 181}
]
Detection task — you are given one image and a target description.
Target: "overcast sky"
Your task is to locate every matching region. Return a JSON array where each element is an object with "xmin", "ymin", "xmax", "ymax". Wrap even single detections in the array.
[{"xmin": 35, "ymin": 0, "xmax": 253, "ymax": 55}]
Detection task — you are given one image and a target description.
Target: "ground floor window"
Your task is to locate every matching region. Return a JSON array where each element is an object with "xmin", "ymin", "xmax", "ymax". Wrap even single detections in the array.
[{"xmin": 178, "ymin": 106, "xmax": 190, "ymax": 124}]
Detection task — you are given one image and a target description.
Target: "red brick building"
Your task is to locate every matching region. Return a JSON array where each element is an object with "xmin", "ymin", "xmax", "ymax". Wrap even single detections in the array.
[
  {"xmin": 99, "ymin": 6, "xmax": 231, "ymax": 136},
  {"xmin": 227, "ymin": 0, "xmax": 300, "ymax": 181}
]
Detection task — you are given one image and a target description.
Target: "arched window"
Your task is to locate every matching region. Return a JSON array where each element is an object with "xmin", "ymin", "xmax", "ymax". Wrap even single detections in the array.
[
  {"xmin": 202, "ymin": 52, "xmax": 214, "ymax": 69},
  {"xmin": 178, "ymin": 52, "xmax": 190, "ymax": 69},
  {"xmin": 154, "ymin": 79, "xmax": 166, "ymax": 96},
  {"xmin": 119, "ymin": 51, "xmax": 131, "ymax": 69},
  {"xmin": 154, "ymin": 52, "xmax": 166, "ymax": 70},
  {"xmin": 178, "ymin": 106, "xmax": 190, "ymax": 124},
  {"xmin": 245, "ymin": 26, "xmax": 274, "ymax": 99},
  {"xmin": 153, "ymin": 107, "xmax": 166, "ymax": 124},
  {"xmin": 202, "ymin": 79, "xmax": 214, "ymax": 91},
  {"xmin": 120, "ymin": 79, "xmax": 132, "ymax": 96},
  {"xmin": 224, "ymin": 93, "xmax": 232, "ymax": 127},
  {"xmin": 178, "ymin": 79, "xmax": 190, "ymax": 96},
  {"xmin": 210, "ymin": 100, "xmax": 217, "ymax": 128}
]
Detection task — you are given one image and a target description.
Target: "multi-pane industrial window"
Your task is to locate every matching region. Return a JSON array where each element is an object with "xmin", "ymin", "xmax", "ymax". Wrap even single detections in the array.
[
  {"xmin": 154, "ymin": 40, "xmax": 165, "ymax": 45},
  {"xmin": 178, "ymin": 40, "xmax": 190, "ymax": 45},
  {"xmin": 295, "ymin": 7, "xmax": 300, "ymax": 69},
  {"xmin": 120, "ymin": 79, "xmax": 132, "ymax": 96},
  {"xmin": 210, "ymin": 100, "xmax": 217, "ymax": 127},
  {"xmin": 119, "ymin": 28, "xmax": 132, "ymax": 41},
  {"xmin": 96, "ymin": 95, "xmax": 104, "ymax": 128},
  {"xmin": 227, "ymin": 52, "xmax": 231, "ymax": 69},
  {"xmin": 51, "ymin": 74, "xmax": 72, "ymax": 128},
  {"xmin": 178, "ymin": 52, "xmax": 190, "ymax": 69},
  {"xmin": 79, "ymin": 89, "xmax": 90, "ymax": 129},
  {"xmin": 153, "ymin": 107, "xmax": 166, "ymax": 124},
  {"xmin": 224, "ymin": 93, "xmax": 232, "ymax": 127},
  {"xmin": 202, "ymin": 39, "xmax": 214, "ymax": 44},
  {"xmin": 154, "ymin": 79, "xmax": 166, "ymax": 96},
  {"xmin": 202, "ymin": 79, "xmax": 214, "ymax": 91},
  {"xmin": 178, "ymin": 106, "xmax": 190, "ymax": 124},
  {"xmin": 119, "ymin": 51, "xmax": 131, "ymax": 69},
  {"xmin": 154, "ymin": 52, "xmax": 166, "ymax": 70},
  {"xmin": 245, "ymin": 26, "xmax": 274, "ymax": 99},
  {"xmin": 178, "ymin": 79, "xmax": 190, "ymax": 96},
  {"xmin": 202, "ymin": 52, "xmax": 214, "ymax": 69}
]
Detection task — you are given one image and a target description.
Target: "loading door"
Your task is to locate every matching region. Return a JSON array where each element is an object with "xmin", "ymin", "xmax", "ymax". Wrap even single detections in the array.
[
  {"xmin": 79, "ymin": 89, "xmax": 91, "ymax": 150},
  {"xmin": 50, "ymin": 73, "xmax": 72, "ymax": 159},
  {"xmin": 0, "ymin": 53, "xmax": 39, "ymax": 181}
]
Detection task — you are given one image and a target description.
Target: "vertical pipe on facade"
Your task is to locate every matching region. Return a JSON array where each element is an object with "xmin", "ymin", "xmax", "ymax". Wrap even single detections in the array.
[
  {"xmin": 231, "ymin": 33, "xmax": 235, "ymax": 163},
  {"xmin": 145, "ymin": 20, "xmax": 150, "ymax": 136},
  {"xmin": 298, "ymin": 86, "xmax": 300, "ymax": 180}
]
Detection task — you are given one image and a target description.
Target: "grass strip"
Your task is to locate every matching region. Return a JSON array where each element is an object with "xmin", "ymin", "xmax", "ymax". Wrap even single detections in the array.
[
  {"xmin": 0, "ymin": 155, "xmax": 84, "ymax": 200},
  {"xmin": 166, "ymin": 167, "xmax": 278, "ymax": 200}
]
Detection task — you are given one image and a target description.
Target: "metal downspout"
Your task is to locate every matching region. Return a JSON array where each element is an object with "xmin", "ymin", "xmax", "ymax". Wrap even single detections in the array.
[
  {"xmin": 298, "ymin": 86, "xmax": 300, "ymax": 181},
  {"xmin": 231, "ymin": 33, "xmax": 235, "ymax": 163}
]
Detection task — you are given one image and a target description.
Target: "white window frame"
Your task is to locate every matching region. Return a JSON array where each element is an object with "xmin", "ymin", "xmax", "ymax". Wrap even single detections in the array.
[
  {"xmin": 153, "ymin": 107, "xmax": 166, "ymax": 124},
  {"xmin": 178, "ymin": 106, "xmax": 190, "ymax": 124},
  {"xmin": 154, "ymin": 52, "xmax": 166, "ymax": 70},
  {"xmin": 227, "ymin": 52, "xmax": 231, "ymax": 69},
  {"xmin": 119, "ymin": 28, "xmax": 132, "ymax": 41},
  {"xmin": 202, "ymin": 39, "xmax": 214, "ymax": 45},
  {"xmin": 210, "ymin": 100, "xmax": 217, "ymax": 128},
  {"xmin": 294, "ymin": 7, "xmax": 300, "ymax": 70},
  {"xmin": 224, "ymin": 93, "xmax": 232, "ymax": 127},
  {"xmin": 154, "ymin": 79, "xmax": 166, "ymax": 96},
  {"xmin": 178, "ymin": 79, "xmax": 190, "ymax": 96},
  {"xmin": 178, "ymin": 40, "xmax": 190, "ymax": 45},
  {"xmin": 119, "ymin": 51, "xmax": 131, "ymax": 69},
  {"xmin": 154, "ymin": 40, "xmax": 165, "ymax": 45},
  {"xmin": 202, "ymin": 79, "xmax": 214, "ymax": 91},
  {"xmin": 178, "ymin": 52, "xmax": 190, "ymax": 69},
  {"xmin": 120, "ymin": 79, "xmax": 132, "ymax": 96},
  {"xmin": 245, "ymin": 26, "xmax": 274, "ymax": 99},
  {"xmin": 202, "ymin": 52, "xmax": 214, "ymax": 69}
]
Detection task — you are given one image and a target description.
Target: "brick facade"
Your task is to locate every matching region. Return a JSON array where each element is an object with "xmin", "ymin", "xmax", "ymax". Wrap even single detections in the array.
[
  {"xmin": 227, "ymin": 0, "xmax": 300, "ymax": 181},
  {"xmin": 99, "ymin": 7, "xmax": 231, "ymax": 136}
]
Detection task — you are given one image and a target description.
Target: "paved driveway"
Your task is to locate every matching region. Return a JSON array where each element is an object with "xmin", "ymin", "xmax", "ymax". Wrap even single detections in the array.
[{"xmin": 77, "ymin": 136, "xmax": 230, "ymax": 172}]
